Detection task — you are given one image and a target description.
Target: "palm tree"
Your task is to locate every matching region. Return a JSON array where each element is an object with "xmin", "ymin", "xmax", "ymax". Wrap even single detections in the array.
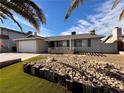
[
  {"xmin": 0, "ymin": 0, "xmax": 46, "ymax": 32},
  {"xmin": 112, "ymin": 0, "xmax": 124, "ymax": 20},
  {"xmin": 65, "ymin": 0, "xmax": 124, "ymax": 20}
]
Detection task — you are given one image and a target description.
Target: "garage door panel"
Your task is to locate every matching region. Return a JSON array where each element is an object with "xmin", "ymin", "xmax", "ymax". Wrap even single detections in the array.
[{"xmin": 19, "ymin": 41, "xmax": 36, "ymax": 53}]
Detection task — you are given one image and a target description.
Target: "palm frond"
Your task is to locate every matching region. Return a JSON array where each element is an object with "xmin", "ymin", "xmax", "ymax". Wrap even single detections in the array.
[
  {"xmin": 65, "ymin": 0, "xmax": 84, "ymax": 20},
  {"xmin": 119, "ymin": 9, "xmax": 124, "ymax": 20},
  {"xmin": 0, "ymin": 3, "xmax": 23, "ymax": 31},
  {"xmin": 0, "ymin": 0, "xmax": 46, "ymax": 32},
  {"xmin": 10, "ymin": 0, "xmax": 46, "ymax": 31},
  {"xmin": 21, "ymin": 0, "xmax": 46, "ymax": 24},
  {"xmin": 9, "ymin": 14, "xmax": 23, "ymax": 31},
  {"xmin": 0, "ymin": 12, "xmax": 6, "ymax": 23},
  {"xmin": 0, "ymin": 18, "xmax": 4, "ymax": 23},
  {"xmin": 0, "ymin": 12, "xmax": 6, "ymax": 19},
  {"xmin": 112, "ymin": 0, "xmax": 121, "ymax": 9}
]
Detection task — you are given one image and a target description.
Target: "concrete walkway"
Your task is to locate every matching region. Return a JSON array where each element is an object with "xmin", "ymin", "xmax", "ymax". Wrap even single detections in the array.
[
  {"xmin": 119, "ymin": 51, "xmax": 124, "ymax": 55},
  {"xmin": 0, "ymin": 53, "xmax": 40, "ymax": 62},
  {"xmin": 0, "ymin": 53, "xmax": 40, "ymax": 68}
]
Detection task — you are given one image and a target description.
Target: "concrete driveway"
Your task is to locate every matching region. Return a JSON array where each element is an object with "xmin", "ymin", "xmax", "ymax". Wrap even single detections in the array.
[{"xmin": 0, "ymin": 53, "xmax": 40, "ymax": 62}]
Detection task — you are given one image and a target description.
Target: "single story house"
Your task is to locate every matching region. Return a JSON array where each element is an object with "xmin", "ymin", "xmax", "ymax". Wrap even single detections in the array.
[
  {"xmin": 0, "ymin": 27, "xmax": 29, "ymax": 52},
  {"xmin": 15, "ymin": 27, "xmax": 123, "ymax": 54}
]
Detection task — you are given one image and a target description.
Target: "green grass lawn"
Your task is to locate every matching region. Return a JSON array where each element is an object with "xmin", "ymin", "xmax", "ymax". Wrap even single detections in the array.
[{"xmin": 0, "ymin": 56, "xmax": 70, "ymax": 93}]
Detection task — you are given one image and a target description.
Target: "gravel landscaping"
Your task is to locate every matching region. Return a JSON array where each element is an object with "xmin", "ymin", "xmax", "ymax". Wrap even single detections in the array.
[
  {"xmin": 23, "ymin": 54, "xmax": 124, "ymax": 93},
  {"xmin": 0, "ymin": 56, "xmax": 70, "ymax": 93}
]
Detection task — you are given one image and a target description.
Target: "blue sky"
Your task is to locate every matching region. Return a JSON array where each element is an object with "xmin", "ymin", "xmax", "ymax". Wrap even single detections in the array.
[{"xmin": 0, "ymin": 0, "xmax": 124, "ymax": 36}]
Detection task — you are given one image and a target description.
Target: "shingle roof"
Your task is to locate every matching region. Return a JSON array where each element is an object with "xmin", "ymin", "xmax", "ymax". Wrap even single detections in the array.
[
  {"xmin": 102, "ymin": 34, "xmax": 124, "ymax": 43},
  {"xmin": 14, "ymin": 37, "xmax": 44, "ymax": 41},
  {"xmin": 102, "ymin": 35, "xmax": 112, "ymax": 43},
  {"xmin": 45, "ymin": 34, "xmax": 103, "ymax": 41}
]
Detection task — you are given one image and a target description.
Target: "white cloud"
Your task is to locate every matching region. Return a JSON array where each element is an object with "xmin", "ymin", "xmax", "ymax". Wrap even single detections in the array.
[
  {"xmin": 39, "ymin": 27, "xmax": 53, "ymax": 37},
  {"xmin": 78, "ymin": 20, "xmax": 92, "ymax": 26},
  {"xmin": 61, "ymin": 0, "xmax": 124, "ymax": 36}
]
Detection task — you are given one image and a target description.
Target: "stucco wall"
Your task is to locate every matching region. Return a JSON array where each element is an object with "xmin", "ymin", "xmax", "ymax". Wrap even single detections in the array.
[
  {"xmin": 48, "ymin": 39, "xmax": 117, "ymax": 54},
  {"xmin": 74, "ymin": 39, "xmax": 117, "ymax": 53},
  {"xmin": 105, "ymin": 27, "xmax": 122, "ymax": 43},
  {"xmin": 92, "ymin": 39, "xmax": 117, "ymax": 53},
  {"xmin": 101, "ymin": 43, "xmax": 117, "ymax": 53},
  {"xmin": 75, "ymin": 39, "xmax": 100, "ymax": 53},
  {"xmin": 75, "ymin": 39, "xmax": 117, "ymax": 53},
  {"xmin": 37, "ymin": 39, "xmax": 48, "ymax": 53}
]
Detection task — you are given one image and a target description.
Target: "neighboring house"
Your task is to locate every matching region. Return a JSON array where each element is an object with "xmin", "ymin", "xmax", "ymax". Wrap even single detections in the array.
[
  {"xmin": 15, "ymin": 27, "xmax": 120, "ymax": 54},
  {"xmin": 0, "ymin": 27, "xmax": 28, "ymax": 52},
  {"xmin": 103, "ymin": 27, "xmax": 124, "ymax": 51}
]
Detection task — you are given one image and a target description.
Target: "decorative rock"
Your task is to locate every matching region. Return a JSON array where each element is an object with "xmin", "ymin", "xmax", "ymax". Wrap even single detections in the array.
[
  {"xmin": 47, "ymin": 70, "xmax": 56, "ymax": 82},
  {"xmin": 31, "ymin": 65, "xmax": 36, "ymax": 75},
  {"xmin": 30, "ymin": 64, "xmax": 41, "ymax": 76},
  {"xmin": 46, "ymin": 57, "xmax": 55, "ymax": 62},
  {"xmin": 72, "ymin": 81, "xmax": 82, "ymax": 93},
  {"xmin": 23, "ymin": 62, "xmax": 35, "ymax": 74},
  {"xmin": 44, "ymin": 68, "xmax": 49, "ymax": 79},
  {"xmin": 65, "ymin": 79, "xmax": 73, "ymax": 91},
  {"xmin": 23, "ymin": 55, "xmax": 124, "ymax": 92},
  {"xmin": 82, "ymin": 85, "xmax": 93, "ymax": 93},
  {"xmin": 39, "ymin": 68, "xmax": 45, "ymax": 78},
  {"xmin": 23, "ymin": 63, "xmax": 28, "ymax": 73},
  {"xmin": 57, "ymin": 73, "xmax": 66, "ymax": 86}
]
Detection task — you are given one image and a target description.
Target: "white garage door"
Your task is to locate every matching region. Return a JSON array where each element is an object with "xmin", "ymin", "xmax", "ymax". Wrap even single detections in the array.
[{"xmin": 19, "ymin": 40, "xmax": 37, "ymax": 53}]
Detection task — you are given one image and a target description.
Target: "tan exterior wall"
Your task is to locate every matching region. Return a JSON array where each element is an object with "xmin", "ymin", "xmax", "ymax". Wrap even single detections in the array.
[
  {"xmin": 74, "ymin": 39, "xmax": 100, "ymax": 53},
  {"xmin": 36, "ymin": 39, "xmax": 48, "ymax": 53},
  {"xmin": 105, "ymin": 27, "xmax": 122, "ymax": 43},
  {"xmin": 112, "ymin": 27, "xmax": 122, "ymax": 41},
  {"xmin": 16, "ymin": 38, "xmax": 117, "ymax": 54},
  {"xmin": 75, "ymin": 39, "xmax": 117, "ymax": 53},
  {"xmin": 101, "ymin": 43, "xmax": 117, "ymax": 53},
  {"xmin": 48, "ymin": 39, "xmax": 118, "ymax": 54}
]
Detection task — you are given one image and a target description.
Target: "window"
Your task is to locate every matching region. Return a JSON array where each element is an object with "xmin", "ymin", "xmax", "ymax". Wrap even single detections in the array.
[
  {"xmin": 75, "ymin": 40, "xmax": 82, "ymax": 47},
  {"xmin": 88, "ymin": 39, "xmax": 91, "ymax": 47},
  {"xmin": 62, "ymin": 40, "xmax": 68, "ymax": 47},
  {"xmin": 49, "ymin": 41, "xmax": 54, "ymax": 47},
  {"xmin": 75, "ymin": 39, "xmax": 88, "ymax": 47},
  {"xmin": 62, "ymin": 40, "xmax": 69, "ymax": 47},
  {"xmin": 58, "ymin": 41, "xmax": 62, "ymax": 47},
  {"xmin": 82, "ymin": 40, "xmax": 87, "ymax": 47}
]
